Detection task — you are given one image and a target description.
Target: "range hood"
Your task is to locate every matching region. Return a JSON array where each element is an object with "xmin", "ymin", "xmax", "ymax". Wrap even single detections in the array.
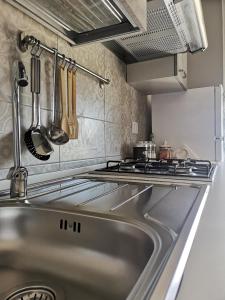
[
  {"xmin": 105, "ymin": 0, "xmax": 208, "ymax": 62},
  {"xmin": 6, "ymin": 0, "xmax": 147, "ymax": 45}
]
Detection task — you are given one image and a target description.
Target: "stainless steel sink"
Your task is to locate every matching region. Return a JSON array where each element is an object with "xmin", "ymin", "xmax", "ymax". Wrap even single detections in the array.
[{"xmin": 0, "ymin": 205, "xmax": 167, "ymax": 300}]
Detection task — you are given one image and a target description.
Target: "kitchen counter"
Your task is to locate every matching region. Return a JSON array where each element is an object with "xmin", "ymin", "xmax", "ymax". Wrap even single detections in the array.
[
  {"xmin": 177, "ymin": 162, "xmax": 225, "ymax": 300},
  {"xmin": 0, "ymin": 170, "xmax": 210, "ymax": 300},
  {"xmin": 0, "ymin": 162, "xmax": 224, "ymax": 299}
]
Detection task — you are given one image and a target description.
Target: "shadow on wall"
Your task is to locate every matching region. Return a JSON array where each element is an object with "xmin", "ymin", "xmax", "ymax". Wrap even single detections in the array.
[
  {"xmin": 0, "ymin": 132, "xmax": 13, "ymax": 168},
  {"xmin": 121, "ymin": 143, "xmax": 132, "ymax": 158},
  {"xmin": 44, "ymin": 58, "xmax": 54, "ymax": 111},
  {"xmin": 0, "ymin": 23, "xmax": 19, "ymax": 169}
]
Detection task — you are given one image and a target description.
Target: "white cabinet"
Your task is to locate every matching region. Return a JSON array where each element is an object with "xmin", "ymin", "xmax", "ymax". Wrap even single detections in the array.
[{"xmin": 127, "ymin": 54, "xmax": 187, "ymax": 95}]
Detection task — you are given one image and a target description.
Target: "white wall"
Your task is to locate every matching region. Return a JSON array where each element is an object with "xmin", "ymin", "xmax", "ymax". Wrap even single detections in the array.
[{"xmin": 223, "ymin": 0, "xmax": 225, "ymax": 88}]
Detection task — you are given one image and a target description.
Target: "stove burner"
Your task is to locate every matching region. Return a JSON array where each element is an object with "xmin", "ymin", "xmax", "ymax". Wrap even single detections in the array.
[
  {"xmin": 119, "ymin": 163, "xmax": 136, "ymax": 171},
  {"xmin": 101, "ymin": 158, "xmax": 213, "ymax": 178}
]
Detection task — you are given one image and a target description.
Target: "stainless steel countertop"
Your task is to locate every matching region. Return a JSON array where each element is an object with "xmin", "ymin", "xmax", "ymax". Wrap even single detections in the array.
[
  {"xmin": 177, "ymin": 162, "xmax": 225, "ymax": 300},
  {"xmin": 0, "ymin": 173, "xmax": 210, "ymax": 300}
]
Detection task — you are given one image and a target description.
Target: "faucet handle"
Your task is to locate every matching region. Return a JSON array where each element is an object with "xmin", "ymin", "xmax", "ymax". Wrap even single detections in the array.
[{"xmin": 9, "ymin": 167, "xmax": 28, "ymax": 199}]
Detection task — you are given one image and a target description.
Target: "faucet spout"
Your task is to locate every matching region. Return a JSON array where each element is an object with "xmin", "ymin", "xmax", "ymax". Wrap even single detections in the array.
[{"xmin": 7, "ymin": 60, "xmax": 29, "ymax": 199}]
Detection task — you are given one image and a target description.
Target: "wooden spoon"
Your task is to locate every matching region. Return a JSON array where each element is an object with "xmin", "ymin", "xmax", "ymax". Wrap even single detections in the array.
[{"xmin": 67, "ymin": 69, "xmax": 79, "ymax": 139}]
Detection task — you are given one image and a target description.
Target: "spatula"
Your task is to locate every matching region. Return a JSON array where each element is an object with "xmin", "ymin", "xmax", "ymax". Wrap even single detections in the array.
[
  {"xmin": 67, "ymin": 69, "xmax": 77, "ymax": 139},
  {"xmin": 60, "ymin": 66, "xmax": 70, "ymax": 137},
  {"xmin": 72, "ymin": 70, "xmax": 79, "ymax": 139}
]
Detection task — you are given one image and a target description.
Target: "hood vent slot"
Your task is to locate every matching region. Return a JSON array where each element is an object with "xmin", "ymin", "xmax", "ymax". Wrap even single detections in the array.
[{"xmin": 115, "ymin": 0, "xmax": 208, "ymax": 61}]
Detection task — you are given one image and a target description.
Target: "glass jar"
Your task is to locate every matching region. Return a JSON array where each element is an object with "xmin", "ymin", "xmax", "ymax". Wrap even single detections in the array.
[
  {"xmin": 159, "ymin": 141, "xmax": 173, "ymax": 160},
  {"xmin": 133, "ymin": 141, "xmax": 156, "ymax": 160}
]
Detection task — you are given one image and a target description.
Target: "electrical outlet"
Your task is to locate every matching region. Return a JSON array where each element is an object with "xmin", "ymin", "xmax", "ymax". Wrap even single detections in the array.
[{"xmin": 132, "ymin": 122, "xmax": 138, "ymax": 134}]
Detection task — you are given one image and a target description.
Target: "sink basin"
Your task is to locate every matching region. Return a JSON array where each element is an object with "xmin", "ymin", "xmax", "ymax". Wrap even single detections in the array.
[{"xmin": 0, "ymin": 206, "xmax": 162, "ymax": 300}]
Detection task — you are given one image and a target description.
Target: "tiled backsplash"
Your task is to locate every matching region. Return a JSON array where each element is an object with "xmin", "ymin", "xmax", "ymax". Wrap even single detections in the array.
[{"xmin": 0, "ymin": 0, "xmax": 149, "ymax": 181}]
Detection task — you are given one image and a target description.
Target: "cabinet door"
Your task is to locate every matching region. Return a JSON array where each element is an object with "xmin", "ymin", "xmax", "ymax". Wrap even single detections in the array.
[
  {"xmin": 176, "ymin": 53, "xmax": 187, "ymax": 90},
  {"xmin": 127, "ymin": 54, "xmax": 188, "ymax": 94}
]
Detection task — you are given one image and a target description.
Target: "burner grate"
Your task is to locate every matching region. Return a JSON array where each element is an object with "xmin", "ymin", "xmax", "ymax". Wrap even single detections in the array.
[{"xmin": 102, "ymin": 159, "xmax": 212, "ymax": 178}]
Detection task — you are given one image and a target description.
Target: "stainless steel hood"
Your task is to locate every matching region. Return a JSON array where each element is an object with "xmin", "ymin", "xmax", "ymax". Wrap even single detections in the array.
[
  {"xmin": 6, "ymin": 0, "xmax": 147, "ymax": 45},
  {"xmin": 105, "ymin": 0, "xmax": 208, "ymax": 62}
]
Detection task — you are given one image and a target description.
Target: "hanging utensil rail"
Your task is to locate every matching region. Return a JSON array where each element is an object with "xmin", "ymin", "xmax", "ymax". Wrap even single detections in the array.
[{"xmin": 19, "ymin": 33, "xmax": 110, "ymax": 85}]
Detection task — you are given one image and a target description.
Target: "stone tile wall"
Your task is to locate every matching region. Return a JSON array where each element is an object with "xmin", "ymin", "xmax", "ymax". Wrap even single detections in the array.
[{"xmin": 0, "ymin": 0, "xmax": 149, "ymax": 180}]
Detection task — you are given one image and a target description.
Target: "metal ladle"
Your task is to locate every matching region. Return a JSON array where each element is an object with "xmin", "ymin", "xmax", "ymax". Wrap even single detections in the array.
[{"xmin": 47, "ymin": 49, "xmax": 69, "ymax": 145}]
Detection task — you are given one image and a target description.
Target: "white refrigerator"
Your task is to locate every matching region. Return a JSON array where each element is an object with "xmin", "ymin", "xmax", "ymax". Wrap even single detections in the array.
[{"xmin": 151, "ymin": 85, "xmax": 224, "ymax": 162}]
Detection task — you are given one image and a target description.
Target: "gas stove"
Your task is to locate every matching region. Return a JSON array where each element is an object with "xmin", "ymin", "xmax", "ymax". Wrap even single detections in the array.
[{"xmin": 91, "ymin": 158, "xmax": 217, "ymax": 183}]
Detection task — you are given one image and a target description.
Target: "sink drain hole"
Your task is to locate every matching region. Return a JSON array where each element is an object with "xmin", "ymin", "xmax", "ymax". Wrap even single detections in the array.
[{"xmin": 5, "ymin": 286, "xmax": 56, "ymax": 300}]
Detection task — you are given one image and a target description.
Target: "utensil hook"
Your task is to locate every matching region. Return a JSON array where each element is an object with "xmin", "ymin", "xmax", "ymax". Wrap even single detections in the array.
[
  {"xmin": 59, "ymin": 54, "xmax": 67, "ymax": 69},
  {"xmin": 30, "ymin": 40, "xmax": 43, "ymax": 57},
  {"xmin": 72, "ymin": 59, "xmax": 77, "ymax": 73},
  {"xmin": 67, "ymin": 58, "xmax": 73, "ymax": 72},
  {"xmin": 30, "ymin": 40, "xmax": 39, "ymax": 56}
]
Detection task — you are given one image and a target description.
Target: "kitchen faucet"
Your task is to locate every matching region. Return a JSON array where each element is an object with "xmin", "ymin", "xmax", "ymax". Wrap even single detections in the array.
[{"xmin": 7, "ymin": 61, "xmax": 28, "ymax": 199}]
